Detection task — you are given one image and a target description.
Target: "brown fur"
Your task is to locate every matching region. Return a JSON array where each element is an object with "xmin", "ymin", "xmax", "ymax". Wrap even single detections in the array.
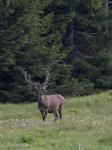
[{"xmin": 38, "ymin": 94, "xmax": 65, "ymax": 122}]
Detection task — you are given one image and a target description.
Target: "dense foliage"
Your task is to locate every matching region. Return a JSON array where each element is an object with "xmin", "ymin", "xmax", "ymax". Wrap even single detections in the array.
[{"xmin": 0, "ymin": 0, "xmax": 112, "ymax": 102}]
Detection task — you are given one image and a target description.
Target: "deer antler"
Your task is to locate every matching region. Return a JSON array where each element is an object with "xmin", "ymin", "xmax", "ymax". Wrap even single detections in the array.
[
  {"xmin": 43, "ymin": 71, "xmax": 50, "ymax": 86},
  {"xmin": 23, "ymin": 70, "xmax": 39, "ymax": 86},
  {"xmin": 24, "ymin": 71, "xmax": 31, "ymax": 83},
  {"xmin": 16, "ymin": 67, "xmax": 30, "ymax": 83}
]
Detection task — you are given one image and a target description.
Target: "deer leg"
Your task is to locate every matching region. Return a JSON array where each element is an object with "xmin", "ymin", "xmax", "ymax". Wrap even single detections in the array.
[
  {"xmin": 58, "ymin": 108, "xmax": 62, "ymax": 119},
  {"xmin": 43, "ymin": 111, "xmax": 48, "ymax": 121},
  {"xmin": 53, "ymin": 110, "xmax": 59, "ymax": 123},
  {"xmin": 40, "ymin": 110, "xmax": 45, "ymax": 121}
]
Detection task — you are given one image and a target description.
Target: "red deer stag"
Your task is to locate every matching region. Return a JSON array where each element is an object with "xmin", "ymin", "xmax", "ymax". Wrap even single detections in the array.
[{"xmin": 23, "ymin": 71, "xmax": 65, "ymax": 122}]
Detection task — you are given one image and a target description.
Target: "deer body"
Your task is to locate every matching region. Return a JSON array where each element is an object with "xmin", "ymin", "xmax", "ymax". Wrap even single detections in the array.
[
  {"xmin": 38, "ymin": 94, "xmax": 64, "ymax": 121},
  {"xmin": 23, "ymin": 70, "xmax": 65, "ymax": 122}
]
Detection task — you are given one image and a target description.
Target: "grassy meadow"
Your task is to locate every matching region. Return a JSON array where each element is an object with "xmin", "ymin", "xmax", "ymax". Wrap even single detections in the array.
[{"xmin": 0, "ymin": 91, "xmax": 112, "ymax": 150}]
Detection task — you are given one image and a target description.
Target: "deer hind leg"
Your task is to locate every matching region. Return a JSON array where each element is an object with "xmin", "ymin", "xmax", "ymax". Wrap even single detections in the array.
[
  {"xmin": 53, "ymin": 110, "xmax": 59, "ymax": 123},
  {"xmin": 58, "ymin": 107, "xmax": 62, "ymax": 120}
]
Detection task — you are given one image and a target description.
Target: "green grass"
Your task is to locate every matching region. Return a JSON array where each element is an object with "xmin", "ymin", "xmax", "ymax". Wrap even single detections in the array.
[{"xmin": 0, "ymin": 91, "xmax": 112, "ymax": 150}]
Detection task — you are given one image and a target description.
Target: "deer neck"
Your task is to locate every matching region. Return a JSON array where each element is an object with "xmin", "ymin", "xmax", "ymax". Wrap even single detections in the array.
[{"xmin": 37, "ymin": 92, "xmax": 45, "ymax": 103}]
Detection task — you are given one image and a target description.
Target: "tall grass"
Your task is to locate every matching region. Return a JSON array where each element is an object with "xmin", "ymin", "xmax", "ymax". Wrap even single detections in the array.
[{"xmin": 0, "ymin": 91, "xmax": 112, "ymax": 150}]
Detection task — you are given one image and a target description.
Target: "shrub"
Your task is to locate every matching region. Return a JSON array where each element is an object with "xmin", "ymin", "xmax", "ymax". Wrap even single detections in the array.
[
  {"xmin": 54, "ymin": 78, "xmax": 95, "ymax": 96},
  {"xmin": 20, "ymin": 134, "xmax": 33, "ymax": 144}
]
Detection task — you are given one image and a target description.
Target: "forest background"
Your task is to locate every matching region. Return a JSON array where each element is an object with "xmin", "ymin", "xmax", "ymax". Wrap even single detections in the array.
[{"xmin": 0, "ymin": 0, "xmax": 112, "ymax": 102}]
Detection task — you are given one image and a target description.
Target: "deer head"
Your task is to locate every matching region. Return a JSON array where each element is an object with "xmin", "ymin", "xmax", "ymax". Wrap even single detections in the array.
[{"xmin": 23, "ymin": 70, "xmax": 50, "ymax": 95}]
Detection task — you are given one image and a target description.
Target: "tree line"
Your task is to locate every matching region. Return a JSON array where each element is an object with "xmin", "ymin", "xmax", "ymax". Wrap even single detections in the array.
[{"xmin": 0, "ymin": 0, "xmax": 112, "ymax": 102}]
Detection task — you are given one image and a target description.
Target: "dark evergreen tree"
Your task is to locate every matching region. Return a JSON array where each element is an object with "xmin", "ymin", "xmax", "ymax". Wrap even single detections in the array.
[
  {"xmin": 0, "ymin": 0, "xmax": 112, "ymax": 102},
  {"xmin": 0, "ymin": 0, "xmax": 63, "ymax": 102}
]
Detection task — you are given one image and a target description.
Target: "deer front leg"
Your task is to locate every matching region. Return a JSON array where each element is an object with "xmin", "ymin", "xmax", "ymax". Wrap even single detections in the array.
[
  {"xmin": 40, "ymin": 110, "xmax": 47, "ymax": 121},
  {"xmin": 43, "ymin": 111, "xmax": 48, "ymax": 121},
  {"xmin": 40, "ymin": 110, "xmax": 45, "ymax": 121}
]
